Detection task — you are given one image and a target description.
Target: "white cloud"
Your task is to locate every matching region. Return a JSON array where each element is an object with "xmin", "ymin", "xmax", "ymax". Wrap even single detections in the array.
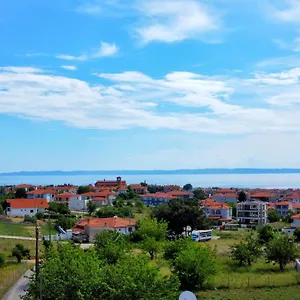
[
  {"xmin": 135, "ymin": 0, "xmax": 219, "ymax": 43},
  {"xmin": 76, "ymin": 3, "xmax": 102, "ymax": 15},
  {"xmin": 2, "ymin": 66, "xmax": 300, "ymax": 135},
  {"xmin": 268, "ymin": 0, "xmax": 300, "ymax": 23},
  {"xmin": 60, "ymin": 65, "xmax": 77, "ymax": 71},
  {"xmin": 56, "ymin": 42, "xmax": 118, "ymax": 61},
  {"xmin": 274, "ymin": 37, "xmax": 300, "ymax": 52}
]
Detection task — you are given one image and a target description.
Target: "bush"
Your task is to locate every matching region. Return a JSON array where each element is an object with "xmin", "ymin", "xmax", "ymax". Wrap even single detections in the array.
[
  {"xmin": 36, "ymin": 212, "xmax": 44, "ymax": 220},
  {"xmin": 24, "ymin": 215, "xmax": 37, "ymax": 224},
  {"xmin": 12, "ymin": 244, "xmax": 30, "ymax": 263},
  {"xmin": 294, "ymin": 228, "xmax": 300, "ymax": 242},
  {"xmin": 0, "ymin": 253, "xmax": 5, "ymax": 268},
  {"xmin": 258, "ymin": 225, "xmax": 275, "ymax": 244}
]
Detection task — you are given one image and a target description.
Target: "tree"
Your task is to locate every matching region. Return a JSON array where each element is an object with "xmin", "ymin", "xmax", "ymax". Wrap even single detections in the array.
[
  {"xmin": 94, "ymin": 230, "xmax": 131, "ymax": 264},
  {"xmin": 0, "ymin": 253, "xmax": 5, "ymax": 268},
  {"xmin": 35, "ymin": 212, "xmax": 44, "ymax": 220},
  {"xmin": 15, "ymin": 188, "xmax": 27, "ymax": 198},
  {"xmin": 135, "ymin": 217, "xmax": 168, "ymax": 259},
  {"xmin": 12, "ymin": 244, "xmax": 30, "ymax": 263},
  {"xmin": 152, "ymin": 198, "xmax": 209, "ymax": 235},
  {"xmin": 77, "ymin": 186, "xmax": 91, "ymax": 194},
  {"xmin": 268, "ymin": 209, "xmax": 281, "ymax": 223},
  {"xmin": 294, "ymin": 227, "xmax": 300, "ymax": 242},
  {"xmin": 55, "ymin": 215, "xmax": 76, "ymax": 231},
  {"xmin": 183, "ymin": 183, "xmax": 193, "ymax": 191},
  {"xmin": 164, "ymin": 237, "xmax": 194, "ymax": 262},
  {"xmin": 227, "ymin": 202, "xmax": 236, "ymax": 218},
  {"xmin": 238, "ymin": 191, "xmax": 247, "ymax": 202},
  {"xmin": 283, "ymin": 210, "xmax": 296, "ymax": 223},
  {"xmin": 230, "ymin": 234, "xmax": 262, "ymax": 266},
  {"xmin": 87, "ymin": 201, "xmax": 96, "ymax": 215},
  {"xmin": 48, "ymin": 202, "xmax": 70, "ymax": 215},
  {"xmin": 193, "ymin": 189, "xmax": 206, "ymax": 200},
  {"xmin": 258, "ymin": 224, "xmax": 275, "ymax": 244},
  {"xmin": 265, "ymin": 234, "xmax": 298, "ymax": 271},
  {"xmin": 174, "ymin": 244, "xmax": 216, "ymax": 290}
]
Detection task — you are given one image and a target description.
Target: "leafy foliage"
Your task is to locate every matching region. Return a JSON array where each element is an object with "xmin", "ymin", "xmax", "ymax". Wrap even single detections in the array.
[
  {"xmin": 258, "ymin": 225, "xmax": 275, "ymax": 244},
  {"xmin": 55, "ymin": 215, "xmax": 76, "ymax": 231},
  {"xmin": 15, "ymin": 188, "xmax": 27, "ymax": 198},
  {"xmin": 183, "ymin": 183, "xmax": 193, "ymax": 191},
  {"xmin": 163, "ymin": 237, "xmax": 194, "ymax": 262},
  {"xmin": 94, "ymin": 230, "xmax": 131, "ymax": 264},
  {"xmin": 77, "ymin": 186, "xmax": 91, "ymax": 194},
  {"xmin": 95, "ymin": 206, "xmax": 133, "ymax": 218},
  {"xmin": 152, "ymin": 198, "xmax": 209, "ymax": 235},
  {"xmin": 12, "ymin": 243, "xmax": 30, "ymax": 263},
  {"xmin": 193, "ymin": 189, "xmax": 206, "ymax": 200},
  {"xmin": 230, "ymin": 234, "xmax": 262, "ymax": 266},
  {"xmin": 268, "ymin": 209, "xmax": 281, "ymax": 223},
  {"xmin": 35, "ymin": 212, "xmax": 44, "ymax": 220},
  {"xmin": 265, "ymin": 234, "xmax": 298, "ymax": 271},
  {"xmin": 24, "ymin": 214, "xmax": 37, "ymax": 224},
  {"xmin": 87, "ymin": 201, "xmax": 97, "ymax": 215},
  {"xmin": 293, "ymin": 227, "xmax": 300, "ymax": 242},
  {"xmin": 48, "ymin": 202, "xmax": 70, "ymax": 215},
  {"xmin": 174, "ymin": 244, "xmax": 216, "ymax": 290},
  {"xmin": 283, "ymin": 210, "xmax": 296, "ymax": 223},
  {"xmin": 238, "ymin": 191, "xmax": 247, "ymax": 202}
]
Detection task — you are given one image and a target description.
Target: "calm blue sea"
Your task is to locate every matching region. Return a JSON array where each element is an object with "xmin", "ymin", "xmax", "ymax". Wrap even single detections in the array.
[{"xmin": 1, "ymin": 173, "xmax": 300, "ymax": 189}]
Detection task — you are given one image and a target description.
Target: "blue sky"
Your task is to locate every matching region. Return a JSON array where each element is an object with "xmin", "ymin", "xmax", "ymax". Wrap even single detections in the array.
[{"xmin": 2, "ymin": 0, "xmax": 300, "ymax": 172}]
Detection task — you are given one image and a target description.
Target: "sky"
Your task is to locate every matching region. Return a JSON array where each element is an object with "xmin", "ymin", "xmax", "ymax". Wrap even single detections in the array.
[{"xmin": 2, "ymin": 0, "xmax": 300, "ymax": 171}]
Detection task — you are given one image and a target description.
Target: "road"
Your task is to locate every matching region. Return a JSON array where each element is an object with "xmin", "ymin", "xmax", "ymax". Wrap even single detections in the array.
[
  {"xmin": 2, "ymin": 269, "xmax": 33, "ymax": 300},
  {"xmin": 0, "ymin": 235, "xmax": 35, "ymax": 241}
]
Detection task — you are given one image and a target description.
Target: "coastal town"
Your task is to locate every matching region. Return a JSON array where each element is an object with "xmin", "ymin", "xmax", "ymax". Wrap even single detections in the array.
[{"xmin": 1, "ymin": 177, "xmax": 300, "ymax": 299}]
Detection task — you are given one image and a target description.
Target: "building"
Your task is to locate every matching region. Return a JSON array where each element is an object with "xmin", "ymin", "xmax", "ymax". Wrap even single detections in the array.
[
  {"xmin": 72, "ymin": 217, "xmax": 136, "ymax": 242},
  {"xmin": 95, "ymin": 177, "xmax": 127, "ymax": 192},
  {"xmin": 54, "ymin": 185, "xmax": 78, "ymax": 194},
  {"xmin": 237, "ymin": 200, "xmax": 267, "ymax": 227},
  {"xmin": 27, "ymin": 189, "xmax": 55, "ymax": 202},
  {"xmin": 14, "ymin": 184, "xmax": 34, "ymax": 192},
  {"xmin": 250, "ymin": 192, "xmax": 276, "ymax": 202},
  {"xmin": 201, "ymin": 199, "xmax": 232, "ymax": 222},
  {"xmin": 129, "ymin": 184, "xmax": 148, "ymax": 194},
  {"xmin": 168, "ymin": 190, "xmax": 193, "ymax": 199},
  {"xmin": 55, "ymin": 193, "xmax": 81, "ymax": 208},
  {"xmin": 5, "ymin": 198, "xmax": 48, "ymax": 217},
  {"xmin": 92, "ymin": 191, "xmax": 116, "ymax": 206},
  {"xmin": 163, "ymin": 185, "xmax": 181, "ymax": 193},
  {"xmin": 212, "ymin": 193, "xmax": 237, "ymax": 204},
  {"xmin": 141, "ymin": 193, "xmax": 175, "ymax": 206},
  {"xmin": 291, "ymin": 214, "xmax": 300, "ymax": 228},
  {"xmin": 275, "ymin": 201, "xmax": 293, "ymax": 217}
]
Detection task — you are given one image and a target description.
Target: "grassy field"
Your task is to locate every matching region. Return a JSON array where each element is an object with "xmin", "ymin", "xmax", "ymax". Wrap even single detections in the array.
[
  {"xmin": 198, "ymin": 286, "xmax": 300, "ymax": 300},
  {"xmin": 0, "ymin": 222, "xmax": 33, "ymax": 237},
  {"xmin": 0, "ymin": 262, "xmax": 31, "ymax": 298},
  {"xmin": 0, "ymin": 239, "xmax": 42, "ymax": 259}
]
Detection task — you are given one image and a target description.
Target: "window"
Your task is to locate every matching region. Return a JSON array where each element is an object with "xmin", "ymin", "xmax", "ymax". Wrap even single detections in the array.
[
  {"xmin": 128, "ymin": 227, "xmax": 132, "ymax": 232},
  {"xmin": 30, "ymin": 210, "xmax": 34, "ymax": 213}
]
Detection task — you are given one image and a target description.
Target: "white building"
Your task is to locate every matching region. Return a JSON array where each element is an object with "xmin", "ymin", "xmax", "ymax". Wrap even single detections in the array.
[
  {"xmin": 55, "ymin": 193, "xmax": 86, "ymax": 211},
  {"xmin": 72, "ymin": 217, "xmax": 136, "ymax": 242},
  {"xmin": 292, "ymin": 214, "xmax": 300, "ymax": 228},
  {"xmin": 201, "ymin": 199, "xmax": 232, "ymax": 221},
  {"xmin": 237, "ymin": 200, "xmax": 267, "ymax": 227},
  {"xmin": 212, "ymin": 193, "xmax": 237, "ymax": 204},
  {"xmin": 27, "ymin": 189, "xmax": 55, "ymax": 202},
  {"xmin": 5, "ymin": 198, "xmax": 48, "ymax": 217}
]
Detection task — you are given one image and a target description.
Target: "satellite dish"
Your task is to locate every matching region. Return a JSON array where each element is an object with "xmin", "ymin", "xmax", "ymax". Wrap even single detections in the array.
[{"xmin": 179, "ymin": 291, "xmax": 197, "ymax": 300}]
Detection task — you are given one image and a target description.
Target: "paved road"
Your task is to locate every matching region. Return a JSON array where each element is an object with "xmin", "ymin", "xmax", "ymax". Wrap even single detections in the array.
[
  {"xmin": 3, "ymin": 270, "xmax": 33, "ymax": 300},
  {"xmin": 0, "ymin": 235, "xmax": 35, "ymax": 241}
]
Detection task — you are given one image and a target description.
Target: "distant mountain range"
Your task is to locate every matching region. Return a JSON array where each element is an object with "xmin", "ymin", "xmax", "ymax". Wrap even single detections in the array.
[{"xmin": 2, "ymin": 169, "xmax": 300, "ymax": 176}]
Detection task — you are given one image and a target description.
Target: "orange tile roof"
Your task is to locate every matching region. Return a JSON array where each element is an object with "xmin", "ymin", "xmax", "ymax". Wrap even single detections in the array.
[
  {"xmin": 27, "ymin": 189, "xmax": 54, "ymax": 195},
  {"xmin": 56, "ymin": 193, "xmax": 79, "ymax": 198},
  {"xmin": 130, "ymin": 184, "xmax": 147, "ymax": 189},
  {"xmin": 168, "ymin": 191, "xmax": 192, "ymax": 196},
  {"xmin": 73, "ymin": 217, "xmax": 136, "ymax": 231},
  {"xmin": 93, "ymin": 197, "xmax": 107, "ymax": 201},
  {"xmin": 80, "ymin": 192, "xmax": 95, "ymax": 197},
  {"xmin": 292, "ymin": 214, "xmax": 300, "ymax": 219},
  {"xmin": 15, "ymin": 184, "xmax": 33, "ymax": 189},
  {"xmin": 275, "ymin": 201, "xmax": 291, "ymax": 206},
  {"xmin": 7, "ymin": 199, "xmax": 48, "ymax": 209},
  {"xmin": 251, "ymin": 192, "xmax": 275, "ymax": 198}
]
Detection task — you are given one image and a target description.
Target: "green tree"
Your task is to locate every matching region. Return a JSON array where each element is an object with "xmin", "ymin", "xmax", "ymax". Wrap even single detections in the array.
[
  {"xmin": 152, "ymin": 198, "xmax": 209, "ymax": 235},
  {"xmin": 258, "ymin": 224, "xmax": 275, "ymax": 244},
  {"xmin": 0, "ymin": 204, "xmax": 3, "ymax": 215},
  {"xmin": 227, "ymin": 202, "xmax": 236, "ymax": 218},
  {"xmin": 265, "ymin": 234, "xmax": 298, "ymax": 271},
  {"xmin": 15, "ymin": 188, "xmax": 27, "ymax": 198},
  {"xmin": 268, "ymin": 209, "xmax": 281, "ymax": 223},
  {"xmin": 174, "ymin": 244, "xmax": 216, "ymax": 290},
  {"xmin": 48, "ymin": 202, "xmax": 70, "ymax": 215},
  {"xmin": 283, "ymin": 210, "xmax": 296, "ymax": 223},
  {"xmin": 77, "ymin": 186, "xmax": 91, "ymax": 194},
  {"xmin": 35, "ymin": 212, "xmax": 44, "ymax": 220},
  {"xmin": 294, "ymin": 227, "xmax": 300, "ymax": 242},
  {"xmin": 238, "ymin": 191, "xmax": 247, "ymax": 202},
  {"xmin": 193, "ymin": 189, "xmax": 206, "ymax": 200},
  {"xmin": 164, "ymin": 237, "xmax": 194, "ymax": 262},
  {"xmin": 55, "ymin": 215, "xmax": 76, "ymax": 231},
  {"xmin": 135, "ymin": 217, "xmax": 168, "ymax": 259},
  {"xmin": 230, "ymin": 234, "xmax": 262, "ymax": 266},
  {"xmin": 12, "ymin": 244, "xmax": 30, "ymax": 263},
  {"xmin": 87, "ymin": 201, "xmax": 96, "ymax": 215},
  {"xmin": 94, "ymin": 230, "xmax": 131, "ymax": 264},
  {"xmin": 0, "ymin": 253, "xmax": 5, "ymax": 268},
  {"xmin": 183, "ymin": 183, "xmax": 193, "ymax": 191}
]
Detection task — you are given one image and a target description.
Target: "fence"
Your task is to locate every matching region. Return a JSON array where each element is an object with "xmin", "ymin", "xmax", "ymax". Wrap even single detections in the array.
[
  {"xmin": 0, "ymin": 262, "xmax": 29, "ymax": 295},
  {"xmin": 43, "ymin": 231, "xmax": 72, "ymax": 241}
]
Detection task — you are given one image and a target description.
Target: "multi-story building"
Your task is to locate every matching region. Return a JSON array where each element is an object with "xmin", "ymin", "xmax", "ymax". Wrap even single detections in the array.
[
  {"xmin": 129, "ymin": 184, "xmax": 148, "ymax": 194},
  {"xmin": 27, "ymin": 189, "xmax": 55, "ymax": 202},
  {"xmin": 200, "ymin": 199, "xmax": 232, "ymax": 222},
  {"xmin": 213, "ymin": 193, "xmax": 237, "ymax": 204},
  {"xmin": 95, "ymin": 177, "xmax": 127, "ymax": 192},
  {"xmin": 140, "ymin": 193, "xmax": 175, "ymax": 206},
  {"xmin": 237, "ymin": 200, "xmax": 267, "ymax": 227},
  {"xmin": 5, "ymin": 198, "xmax": 48, "ymax": 217}
]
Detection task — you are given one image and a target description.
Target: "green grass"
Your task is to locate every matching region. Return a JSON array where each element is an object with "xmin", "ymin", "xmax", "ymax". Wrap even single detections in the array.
[
  {"xmin": 0, "ymin": 238, "xmax": 42, "ymax": 259},
  {"xmin": 198, "ymin": 286, "xmax": 300, "ymax": 299},
  {"xmin": 0, "ymin": 222, "xmax": 33, "ymax": 237},
  {"xmin": 0, "ymin": 262, "xmax": 31, "ymax": 298},
  {"xmin": 40, "ymin": 220, "xmax": 58, "ymax": 236},
  {"xmin": 270, "ymin": 222, "xmax": 290, "ymax": 230}
]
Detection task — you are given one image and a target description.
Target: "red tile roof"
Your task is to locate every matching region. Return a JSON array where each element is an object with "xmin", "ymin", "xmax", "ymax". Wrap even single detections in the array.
[
  {"xmin": 27, "ymin": 189, "xmax": 54, "ymax": 195},
  {"xmin": 56, "ymin": 193, "xmax": 79, "ymax": 198},
  {"xmin": 275, "ymin": 201, "xmax": 291, "ymax": 206},
  {"xmin": 80, "ymin": 192, "xmax": 95, "ymax": 197},
  {"xmin": 251, "ymin": 192, "xmax": 275, "ymax": 198},
  {"xmin": 73, "ymin": 217, "xmax": 136, "ymax": 231},
  {"xmin": 292, "ymin": 214, "xmax": 300, "ymax": 219},
  {"xmin": 7, "ymin": 199, "xmax": 48, "ymax": 209},
  {"xmin": 168, "ymin": 191, "xmax": 192, "ymax": 196}
]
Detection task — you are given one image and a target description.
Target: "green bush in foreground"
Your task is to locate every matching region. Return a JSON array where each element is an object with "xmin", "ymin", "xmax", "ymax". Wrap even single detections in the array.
[{"xmin": 0, "ymin": 252, "xmax": 5, "ymax": 267}]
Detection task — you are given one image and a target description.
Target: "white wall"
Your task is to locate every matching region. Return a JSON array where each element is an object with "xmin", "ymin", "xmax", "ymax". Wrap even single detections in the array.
[
  {"xmin": 69, "ymin": 197, "xmax": 87, "ymax": 211},
  {"xmin": 7, "ymin": 207, "xmax": 45, "ymax": 217},
  {"xmin": 292, "ymin": 218, "xmax": 300, "ymax": 228}
]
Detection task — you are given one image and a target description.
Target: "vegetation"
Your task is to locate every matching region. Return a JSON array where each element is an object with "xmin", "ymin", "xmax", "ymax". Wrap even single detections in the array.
[
  {"xmin": 35, "ymin": 212, "xmax": 44, "ymax": 220},
  {"xmin": 193, "ymin": 189, "xmax": 206, "ymax": 200},
  {"xmin": 258, "ymin": 224, "xmax": 275, "ymax": 244},
  {"xmin": 96, "ymin": 206, "xmax": 133, "ymax": 218},
  {"xmin": 24, "ymin": 214, "xmax": 37, "ymax": 224},
  {"xmin": 152, "ymin": 198, "xmax": 209, "ymax": 235},
  {"xmin": 268, "ymin": 209, "xmax": 281, "ymax": 223},
  {"xmin": 265, "ymin": 234, "xmax": 298, "ymax": 271},
  {"xmin": 183, "ymin": 183, "xmax": 193, "ymax": 191},
  {"xmin": 0, "ymin": 252, "xmax": 5, "ymax": 267},
  {"xmin": 15, "ymin": 187, "xmax": 27, "ymax": 198},
  {"xmin": 0, "ymin": 222, "xmax": 33, "ymax": 237},
  {"xmin": 11, "ymin": 243, "xmax": 30, "ymax": 263},
  {"xmin": 48, "ymin": 202, "xmax": 70, "ymax": 214},
  {"xmin": 87, "ymin": 201, "xmax": 96, "ymax": 215},
  {"xmin": 238, "ymin": 191, "xmax": 247, "ymax": 202},
  {"xmin": 77, "ymin": 185, "xmax": 92, "ymax": 194},
  {"xmin": 55, "ymin": 215, "xmax": 76, "ymax": 231},
  {"xmin": 293, "ymin": 227, "xmax": 300, "ymax": 241}
]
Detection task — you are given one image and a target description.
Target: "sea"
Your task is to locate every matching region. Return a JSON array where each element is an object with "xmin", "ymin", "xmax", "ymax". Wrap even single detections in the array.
[{"xmin": 1, "ymin": 173, "xmax": 300, "ymax": 189}]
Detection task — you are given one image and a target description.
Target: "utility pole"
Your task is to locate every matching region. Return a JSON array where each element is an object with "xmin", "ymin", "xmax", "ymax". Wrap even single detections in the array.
[
  {"xmin": 35, "ymin": 221, "xmax": 39, "ymax": 282},
  {"xmin": 48, "ymin": 211, "xmax": 51, "ymax": 242}
]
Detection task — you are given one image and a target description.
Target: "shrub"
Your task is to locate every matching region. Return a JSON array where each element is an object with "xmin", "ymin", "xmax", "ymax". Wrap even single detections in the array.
[
  {"xmin": 36, "ymin": 212, "xmax": 44, "ymax": 220},
  {"xmin": 0, "ymin": 253, "xmax": 5, "ymax": 268},
  {"xmin": 24, "ymin": 215, "xmax": 37, "ymax": 224}
]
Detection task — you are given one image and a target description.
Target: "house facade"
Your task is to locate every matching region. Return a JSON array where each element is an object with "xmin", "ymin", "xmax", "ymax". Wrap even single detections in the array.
[
  {"xmin": 237, "ymin": 200, "xmax": 267, "ymax": 226},
  {"xmin": 201, "ymin": 200, "xmax": 232, "ymax": 222},
  {"xmin": 5, "ymin": 198, "xmax": 48, "ymax": 217},
  {"xmin": 27, "ymin": 189, "xmax": 55, "ymax": 202},
  {"xmin": 72, "ymin": 217, "xmax": 136, "ymax": 242},
  {"xmin": 129, "ymin": 184, "xmax": 148, "ymax": 194},
  {"xmin": 212, "ymin": 193, "xmax": 237, "ymax": 204},
  {"xmin": 140, "ymin": 193, "xmax": 175, "ymax": 206}
]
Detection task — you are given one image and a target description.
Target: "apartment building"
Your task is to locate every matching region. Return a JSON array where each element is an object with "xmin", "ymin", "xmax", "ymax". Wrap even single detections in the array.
[{"xmin": 237, "ymin": 200, "xmax": 267, "ymax": 227}]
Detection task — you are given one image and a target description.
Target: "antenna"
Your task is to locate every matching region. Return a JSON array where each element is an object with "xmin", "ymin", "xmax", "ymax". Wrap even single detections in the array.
[{"xmin": 179, "ymin": 291, "xmax": 197, "ymax": 300}]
